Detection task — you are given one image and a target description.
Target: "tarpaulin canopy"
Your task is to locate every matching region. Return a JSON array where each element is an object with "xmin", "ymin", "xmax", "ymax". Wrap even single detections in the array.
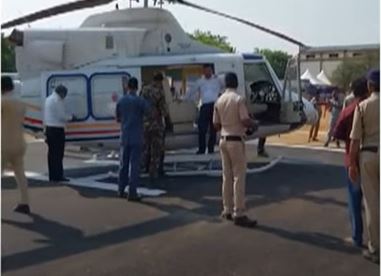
[
  {"xmin": 316, "ymin": 70, "xmax": 332, "ymax": 85},
  {"xmin": 301, "ymin": 69, "xmax": 325, "ymax": 85}
]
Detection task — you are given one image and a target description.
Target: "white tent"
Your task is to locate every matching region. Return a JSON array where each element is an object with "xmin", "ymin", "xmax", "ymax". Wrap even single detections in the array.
[
  {"xmin": 316, "ymin": 70, "xmax": 332, "ymax": 85},
  {"xmin": 301, "ymin": 69, "xmax": 324, "ymax": 85}
]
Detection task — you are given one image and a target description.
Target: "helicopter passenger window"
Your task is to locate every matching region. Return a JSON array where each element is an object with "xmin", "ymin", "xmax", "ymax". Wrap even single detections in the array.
[
  {"xmin": 90, "ymin": 73, "xmax": 129, "ymax": 119},
  {"xmin": 47, "ymin": 75, "xmax": 88, "ymax": 120}
]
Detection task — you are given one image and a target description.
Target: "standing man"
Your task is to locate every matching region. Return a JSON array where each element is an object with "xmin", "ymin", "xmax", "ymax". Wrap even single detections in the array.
[
  {"xmin": 349, "ymin": 69, "xmax": 380, "ymax": 263},
  {"xmin": 343, "ymin": 82, "xmax": 356, "ymax": 109},
  {"xmin": 308, "ymin": 92, "xmax": 322, "ymax": 142},
  {"xmin": 213, "ymin": 72, "xmax": 258, "ymax": 228},
  {"xmin": 116, "ymin": 77, "xmax": 149, "ymax": 201},
  {"xmin": 1, "ymin": 76, "xmax": 30, "ymax": 214},
  {"xmin": 44, "ymin": 85, "xmax": 73, "ymax": 182},
  {"xmin": 324, "ymin": 89, "xmax": 343, "ymax": 147},
  {"xmin": 186, "ymin": 64, "xmax": 223, "ymax": 154},
  {"xmin": 334, "ymin": 77, "xmax": 368, "ymax": 248},
  {"xmin": 141, "ymin": 72, "xmax": 172, "ymax": 184}
]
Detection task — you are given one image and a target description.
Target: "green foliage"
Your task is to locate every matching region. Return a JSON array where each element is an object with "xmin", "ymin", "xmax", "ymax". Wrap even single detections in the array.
[
  {"xmin": 1, "ymin": 35, "xmax": 16, "ymax": 72},
  {"xmin": 255, "ymin": 48, "xmax": 291, "ymax": 79},
  {"xmin": 332, "ymin": 52, "xmax": 380, "ymax": 90},
  {"xmin": 189, "ymin": 30, "xmax": 235, "ymax": 53}
]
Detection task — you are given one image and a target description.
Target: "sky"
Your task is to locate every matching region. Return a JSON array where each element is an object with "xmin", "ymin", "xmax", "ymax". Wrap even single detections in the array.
[{"xmin": 1, "ymin": 0, "xmax": 380, "ymax": 54}]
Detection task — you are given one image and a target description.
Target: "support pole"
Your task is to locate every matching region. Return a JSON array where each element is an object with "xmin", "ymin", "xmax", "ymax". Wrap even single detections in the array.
[{"xmin": 297, "ymin": 47, "xmax": 302, "ymax": 104}]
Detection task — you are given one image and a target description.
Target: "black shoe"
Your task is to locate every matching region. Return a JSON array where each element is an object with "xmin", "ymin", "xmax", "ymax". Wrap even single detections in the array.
[
  {"xmin": 158, "ymin": 170, "xmax": 167, "ymax": 177},
  {"xmin": 59, "ymin": 177, "xmax": 70, "ymax": 182},
  {"xmin": 128, "ymin": 194, "xmax": 142, "ymax": 202},
  {"xmin": 196, "ymin": 150, "xmax": 205, "ymax": 155},
  {"xmin": 234, "ymin": 216, "xmax": 257, "ymax": 228},
  {"xmin": 363, "ymin": 249, "xmax": 380, "ymax": 264},
  {"xmin": 14, "ymin": 204, "xmax": 30, "ymax": 214},
  {"xmin": 257, "ymin": 151, "xmax": 269, "ymax": 158},
  {"xmin": 208, "ymin": 150, "xmax": 214, "ymax": 154},
  {"xmin": 118, "ymin": 191, "xmax": 127, "ymax": 198},
  {"xmin": 220, "ymin": 213, "xmax": 233, "ymax": 221}
]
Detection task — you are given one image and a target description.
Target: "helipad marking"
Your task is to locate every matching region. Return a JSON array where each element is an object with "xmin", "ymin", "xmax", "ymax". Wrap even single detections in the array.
[{"xmin": 3, "ymin": 171, "xmax": 166, "ymax": 197}]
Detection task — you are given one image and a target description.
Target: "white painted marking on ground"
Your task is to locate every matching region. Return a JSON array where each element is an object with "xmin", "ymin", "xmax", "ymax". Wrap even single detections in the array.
[
  {"xmin": 4, "ymin": 171, "xmax": 166, "ymax": 197},
  {"xmin": 206, "ymin": 156, "xmax": 283, "ymax": 177}
]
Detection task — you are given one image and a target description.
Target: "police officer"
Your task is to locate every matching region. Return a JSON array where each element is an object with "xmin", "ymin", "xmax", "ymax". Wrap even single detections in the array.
[
  {"xmin": 213, "ymin": 72, "xmax": 258, "ymax": 228},
  {"xmin": 116, "ymin": 77, "xmax": 149, "ymax": 201},
  {"xmin": 141, "ymin": 72, "xmax": 172, "ymax": 184},
  {"xmin": 349, "ymin": 69, "xmax": 379, "ymax": 263},
  {"xmin": 1, "ymin": 76, "xmax": 30, "ymax": 214}
]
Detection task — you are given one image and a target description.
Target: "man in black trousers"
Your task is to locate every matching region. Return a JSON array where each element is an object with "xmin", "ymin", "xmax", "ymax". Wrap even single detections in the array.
[
  {"xmin": 44, "ymin": 85, "xmax": 74, "ymax": 182},
  {"xmin": 185, "ymin": 64, "xmax": 223, "ymax": 154}
]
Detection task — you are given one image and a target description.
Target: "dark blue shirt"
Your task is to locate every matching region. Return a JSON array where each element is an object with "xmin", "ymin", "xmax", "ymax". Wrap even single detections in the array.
[{"xmin": 116, "ymin": 91, "xmax": 149, "ymax": 146}]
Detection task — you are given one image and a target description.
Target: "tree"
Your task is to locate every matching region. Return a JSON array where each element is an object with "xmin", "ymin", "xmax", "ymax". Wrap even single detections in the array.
[
  {"xmin": 332, "ymin": 52, "xmax": 380, "ymax": 90},
  {"xmin": 1, "ymin": 34, "xmax": 16, "ymax": 72},
  {"xmin": 189, "ymin": 30, "xmax": 235, "ymax": 53},
  {"xmin": 255, "ymin": 48, "xmax": 291, "ymax": 79}
]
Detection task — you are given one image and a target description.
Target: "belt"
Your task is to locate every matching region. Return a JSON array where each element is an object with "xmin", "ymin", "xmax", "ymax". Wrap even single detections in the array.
[
  {"xmin": 361, "ymin": 146, "xmax": 378, "ymax": 153},
  {"xmin": 220, "ymin": 135, "xmax": 242, "ymax": 141}
]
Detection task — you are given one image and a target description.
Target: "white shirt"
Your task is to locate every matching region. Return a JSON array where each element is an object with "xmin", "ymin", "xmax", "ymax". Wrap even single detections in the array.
[
  {"xmin": 185, "ymin": 75, "xmax": 223, "ymax": 105},
  {"xmin": 343, "ymin": 92, "xmax": 355, "ymax": 109},
  {"xmin": 44, "ymin": 92, "xmax": 72, "ymax": 128}
]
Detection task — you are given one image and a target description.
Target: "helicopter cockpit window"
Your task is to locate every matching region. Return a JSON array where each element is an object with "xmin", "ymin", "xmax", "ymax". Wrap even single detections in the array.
[
  {"xmin": 90, "ymin": 73, "xmax": 129, "ymax": 119},
  {"xmin": 244, "ymin": 62, "xmax": 281, "ymax": 105},
  {"xmin": 47, "ymin": 75, "xmax": 88, "ymax": 121}
]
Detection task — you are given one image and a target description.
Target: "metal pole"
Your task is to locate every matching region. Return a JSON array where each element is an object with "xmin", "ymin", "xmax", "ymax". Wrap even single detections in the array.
[
  {"xmin": 144, "ymin": 0, "xmax": 149, "ymax": 7},
  {"xmin": 282, "ymin": 58, "xmax": 291, "ymax": 100},
  {"xmin": 297, "ymin": 47, "xmax": 302, "ymax": 104}
]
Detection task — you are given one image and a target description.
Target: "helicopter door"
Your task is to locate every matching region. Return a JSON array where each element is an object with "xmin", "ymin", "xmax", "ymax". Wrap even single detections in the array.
[
  {"xmin": 89, "ymin": 70, "xmax": 140, "ymax": 120},
  {"xmin": 45, "ymin": 73, "xmax": 89, "ymax": 122}
]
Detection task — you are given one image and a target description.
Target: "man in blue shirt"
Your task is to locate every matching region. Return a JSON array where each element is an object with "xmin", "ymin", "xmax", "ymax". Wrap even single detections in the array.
[{"xmin": 116, "ymin": 77, "xmax": 149, "ymax": 201}]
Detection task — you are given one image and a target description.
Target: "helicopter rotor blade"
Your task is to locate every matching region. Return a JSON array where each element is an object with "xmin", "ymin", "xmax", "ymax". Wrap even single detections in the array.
[
  {"xmin": 1, "ymin": 0, "xmax": 115, "ymax": 29},
  {"xmin": 171, "ymin": 0, "xmax": 306, "ymax": 48}
]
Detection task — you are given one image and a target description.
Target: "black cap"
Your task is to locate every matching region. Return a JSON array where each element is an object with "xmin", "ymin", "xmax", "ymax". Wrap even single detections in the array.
[
  {"xmin": 153, "ymin": 72, "xmax": 164, "ymax": 82},
  {"xmin": 1, "ymin": 76, "xmax": 14, "ymax": 93}
]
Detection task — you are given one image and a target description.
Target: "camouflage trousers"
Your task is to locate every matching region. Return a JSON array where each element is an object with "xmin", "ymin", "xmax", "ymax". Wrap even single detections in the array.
[{"xmin": 143, "ymin": 128, "xmax": 165, "ymax": 179}]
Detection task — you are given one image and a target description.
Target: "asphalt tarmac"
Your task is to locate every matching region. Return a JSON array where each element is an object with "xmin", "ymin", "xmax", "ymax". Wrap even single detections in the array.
[{"xmin": 1, "ymin": 141, "xmax": 379, "ymax": 276}]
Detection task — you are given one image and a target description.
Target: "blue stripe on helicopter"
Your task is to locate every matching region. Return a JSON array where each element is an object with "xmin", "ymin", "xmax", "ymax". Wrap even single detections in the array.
[
  {"xmin": 24, "ymin": 124, "xmax": 43, "ymax": 133},
  {"xmin": 242, "ymin": 54, "xmax": 263, "ymax": 60}
]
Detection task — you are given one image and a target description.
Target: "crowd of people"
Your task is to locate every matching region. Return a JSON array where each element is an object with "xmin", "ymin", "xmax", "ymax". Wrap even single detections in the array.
[{"xmin": 1, "ymin": 67, "xmax": 379, "ymax": 263}]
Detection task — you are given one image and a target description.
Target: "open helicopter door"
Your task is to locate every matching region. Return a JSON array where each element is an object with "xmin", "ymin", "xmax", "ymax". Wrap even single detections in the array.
[{"xmin": 162, "ymin": 73, "xmax": 198, "ymax": 134}]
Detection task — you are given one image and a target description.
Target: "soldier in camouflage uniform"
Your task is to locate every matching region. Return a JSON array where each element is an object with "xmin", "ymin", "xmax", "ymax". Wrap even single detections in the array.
[{"xmin": 141, "ymin": 72, "xmax": 172, "ymax": 183}]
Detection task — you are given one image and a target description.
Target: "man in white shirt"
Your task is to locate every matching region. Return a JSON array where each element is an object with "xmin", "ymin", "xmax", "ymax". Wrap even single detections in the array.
[
  {"xmin": 186, "ymin": 64, "xmax": 223, "ymax": 154},
  {"xmin": 44, "ymin": 85, "xmax": 74, "ymax": 182}
]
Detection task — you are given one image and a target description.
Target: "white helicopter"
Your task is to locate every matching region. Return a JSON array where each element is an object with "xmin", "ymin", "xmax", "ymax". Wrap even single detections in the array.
[{"xmin": 2, "ymin": 0, "xmax": 318, "ymax": 151}]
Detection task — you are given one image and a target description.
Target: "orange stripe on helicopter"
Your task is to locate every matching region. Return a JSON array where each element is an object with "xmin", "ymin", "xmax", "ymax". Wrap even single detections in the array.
[{"xmin": 24, "ymin": 116, "xmax": 120, "ymax": 135}]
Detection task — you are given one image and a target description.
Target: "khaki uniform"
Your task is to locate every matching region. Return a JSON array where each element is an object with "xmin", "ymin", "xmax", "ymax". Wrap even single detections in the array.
[
  {"xmin": 213, "ymin": 88, "xmax": 250, "ymax": 217},
  {"xmin": 1, "ymin": 95, "xmax": 29, "ymax": 205},
  {"xmin": 350, "ymin": 92, "xmax": 380, "ymax": 253}
]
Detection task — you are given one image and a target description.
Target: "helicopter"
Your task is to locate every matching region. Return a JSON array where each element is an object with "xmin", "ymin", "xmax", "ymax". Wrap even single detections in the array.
[{"xmin": 1, "ymin": 0, "xmax": 318, "ymax": 151}]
